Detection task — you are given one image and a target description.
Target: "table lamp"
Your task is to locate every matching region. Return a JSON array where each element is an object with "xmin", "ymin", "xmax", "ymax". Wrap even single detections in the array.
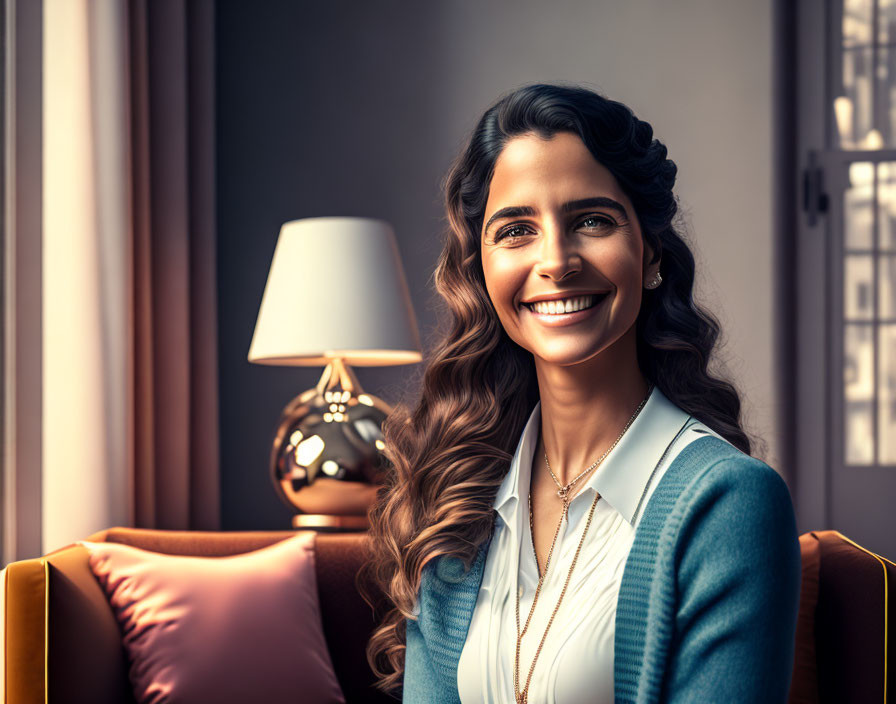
[{"xmin": 248, "ymin": 217, "xmax": 422, "ymax": 529}]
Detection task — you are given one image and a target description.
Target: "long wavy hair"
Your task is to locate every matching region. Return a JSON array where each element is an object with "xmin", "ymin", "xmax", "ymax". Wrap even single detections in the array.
[{"xmin": 360, "ymin": 82, "xmax": 754, "ymax": 697}]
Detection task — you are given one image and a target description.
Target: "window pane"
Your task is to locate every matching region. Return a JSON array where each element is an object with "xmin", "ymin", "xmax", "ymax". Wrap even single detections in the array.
[
  {"xmin": 847, "ymin": 162, "xmax": 875, "ymax": 249},
  {"xmin": 880, "ymin": 256, "xmax": 896, "ymax": 317},
  {"xmin": 879, "ymin": 325, "xmax": 896, "ymax": 464},
  {"xmin": 879, "ymin": 162, "xmax": 896, "ymax": 250},
  {"xmin": 844, "ymin": 0, "xmax": 873, "ymax": 48},
  {"xmin": 845, "ymin": 324, "xmax": 875, "ymax": 464},
  {"xmin": 843, "ymin": 48, "xmax": 874, "ymax": 148},
  {"xmin": 845, "ymin": 255, "xmax": 875, "ymax": 319},
  {"xmin": 881, "ymin": 0, "xmax": 896, "ymax": 45}
]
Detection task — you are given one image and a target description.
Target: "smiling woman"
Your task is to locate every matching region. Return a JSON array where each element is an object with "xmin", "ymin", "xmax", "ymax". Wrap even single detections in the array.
[
  {"xmin": 480, "ymin": 132, "xmax": 654, "ymax": 374},
  {"xmin": 361, "ymin": 84, "xmax": 800, "ymax": 704}
]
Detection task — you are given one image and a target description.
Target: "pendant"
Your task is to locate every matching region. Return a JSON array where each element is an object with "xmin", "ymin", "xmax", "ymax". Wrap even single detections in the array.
[{"xmin": 556, "ymin": 486, "xmax": 569, "ymax": 502}]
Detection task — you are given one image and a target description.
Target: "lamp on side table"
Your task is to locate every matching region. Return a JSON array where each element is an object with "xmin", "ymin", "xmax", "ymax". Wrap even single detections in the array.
[{"xmin": 248, "ymin": 217, "xmax": 422, "ymax": 530}]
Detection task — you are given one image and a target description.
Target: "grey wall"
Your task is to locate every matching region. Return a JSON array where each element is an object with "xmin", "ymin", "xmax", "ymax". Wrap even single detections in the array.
[{"xmin": 216, "ymin": 0, "xmax": 777, "ymax": 529}]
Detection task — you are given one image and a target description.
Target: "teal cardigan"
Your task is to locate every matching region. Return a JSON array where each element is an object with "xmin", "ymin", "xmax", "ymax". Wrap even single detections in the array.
[{"xmin": 403, "ymin": 435, "xmax": 801, "ymax": 703}]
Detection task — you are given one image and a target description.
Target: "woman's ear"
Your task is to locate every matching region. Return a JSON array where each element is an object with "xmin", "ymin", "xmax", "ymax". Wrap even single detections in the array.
[{"xmin": 643, "ymin": 240, "xmax": 661, "ymax": 278}]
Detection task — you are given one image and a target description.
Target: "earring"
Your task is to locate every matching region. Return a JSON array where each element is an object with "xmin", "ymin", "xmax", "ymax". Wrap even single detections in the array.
[{"xmin": 645, "ymin": 271, "xmax": 663, "ymax": 289}]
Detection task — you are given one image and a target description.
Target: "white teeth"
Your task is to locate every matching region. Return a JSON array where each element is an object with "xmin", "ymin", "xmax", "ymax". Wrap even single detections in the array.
[{"xmin": 529, "ymin": 295, "xmax": 598, "ymax": 315}]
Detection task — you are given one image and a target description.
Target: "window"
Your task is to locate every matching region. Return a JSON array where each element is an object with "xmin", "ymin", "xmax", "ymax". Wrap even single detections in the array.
[
  {"xmin": 795, "ymin": 0, "xmax": 896, "ymax": 557},
  {"xmin": 831, "ymin": 0, "xmax": 896, "ymax": 466}
]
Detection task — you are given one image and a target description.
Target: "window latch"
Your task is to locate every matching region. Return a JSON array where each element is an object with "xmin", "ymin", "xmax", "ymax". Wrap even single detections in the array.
[{"xmin": 803, "ymin": 152, "xmax": 829, "ymax": 227}]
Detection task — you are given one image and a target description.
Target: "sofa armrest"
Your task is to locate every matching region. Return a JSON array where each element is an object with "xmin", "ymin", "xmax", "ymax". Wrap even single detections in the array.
[
  {"xmin": 2, "ymin": 557, "xmax": 46, "ymax": 704},
  {"xmin": 2, "ymin": 544, "xmax": 133, "ymax": 704}
]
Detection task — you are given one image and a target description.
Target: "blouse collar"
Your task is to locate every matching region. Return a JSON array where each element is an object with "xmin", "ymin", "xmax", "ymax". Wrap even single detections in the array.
[{"xmin": 492, "ymin": 385, "xmax": 692, "ymax": 528}]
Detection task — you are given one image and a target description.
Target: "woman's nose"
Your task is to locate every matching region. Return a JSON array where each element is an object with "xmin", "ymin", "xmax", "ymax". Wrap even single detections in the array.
[{"xmin": 533, "ymin": 225, "xmax": 581, "ymax": 281}]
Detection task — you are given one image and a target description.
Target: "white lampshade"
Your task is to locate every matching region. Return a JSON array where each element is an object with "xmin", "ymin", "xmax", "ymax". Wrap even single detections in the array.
[{"xmin": 248, "ymin": 217, "xmax": 422, "ymax": 366}]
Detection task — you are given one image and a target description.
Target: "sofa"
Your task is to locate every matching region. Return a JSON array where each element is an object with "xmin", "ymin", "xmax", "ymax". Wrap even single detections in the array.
[
  {"xmin": 1, "ymin": 528, "xmax": 893, "ymax": 703},
  {"xmin": 1, "ymin": 528, "xmax": 394, "ymax": 704}
]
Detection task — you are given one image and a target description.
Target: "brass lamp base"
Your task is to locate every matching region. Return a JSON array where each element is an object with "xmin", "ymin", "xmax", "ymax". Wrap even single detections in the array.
[{"xmin": 271, "ymin": 358, "xmax": 391, "ymax": 526}]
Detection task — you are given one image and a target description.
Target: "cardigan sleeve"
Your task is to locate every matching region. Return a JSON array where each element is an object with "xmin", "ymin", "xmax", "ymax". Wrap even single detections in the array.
[
  {"xmin": 403, "ymin": 616, "xmax": 459, "ymax": 704},
  {"xmin": 662, "ymin": 458, "xmax": 801, "ymax": 703}
]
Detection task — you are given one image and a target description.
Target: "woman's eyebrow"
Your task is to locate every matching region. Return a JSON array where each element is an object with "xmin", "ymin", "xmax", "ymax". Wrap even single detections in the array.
[
  {"xmin": 562, "ymin": 197, "xmax": 628, "ymax": 218},
  {"xmin": 483, "ymin": 196, "xmax": 628, "ymax": 234}
]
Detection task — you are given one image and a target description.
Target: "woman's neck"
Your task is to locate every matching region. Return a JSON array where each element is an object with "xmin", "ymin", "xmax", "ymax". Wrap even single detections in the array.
[{"xmin": 532, "ymin": 330, "xmax": 649, "ymax": 487}]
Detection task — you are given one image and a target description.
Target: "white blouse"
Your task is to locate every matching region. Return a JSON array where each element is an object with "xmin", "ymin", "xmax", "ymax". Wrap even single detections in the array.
[{"xmin": 456, "ymin": 386, "xmax": 729, "ymax": 704}]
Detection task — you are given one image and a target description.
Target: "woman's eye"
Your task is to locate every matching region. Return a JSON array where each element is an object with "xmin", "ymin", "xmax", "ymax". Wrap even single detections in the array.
[
  {"xmin": 579, "ymin": 215, "xmax": 615, "ymax": 230},
  {"xmin": 496, "ymin": 224, "xmax": 530, "ymax": 241}
]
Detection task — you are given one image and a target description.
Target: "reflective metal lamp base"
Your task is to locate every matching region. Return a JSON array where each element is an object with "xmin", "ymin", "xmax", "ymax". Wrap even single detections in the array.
[{"xmin": 271, "ymin": 358, "xmax": 391, "ymax": 530}]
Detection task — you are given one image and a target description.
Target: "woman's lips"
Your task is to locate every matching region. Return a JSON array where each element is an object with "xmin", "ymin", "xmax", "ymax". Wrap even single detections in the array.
[{"xmin": 522, "ymin": 293, "xmax": 609, "ymax": 326}]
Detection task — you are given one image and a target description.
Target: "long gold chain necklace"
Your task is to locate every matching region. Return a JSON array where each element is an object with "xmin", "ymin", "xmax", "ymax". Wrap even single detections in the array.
[{"xmin": 513, "ymin": 385, "xmax": 653, "ymax": 704}]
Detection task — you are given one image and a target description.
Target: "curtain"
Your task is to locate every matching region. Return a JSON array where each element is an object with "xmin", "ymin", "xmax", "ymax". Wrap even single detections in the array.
[
  {"xmin": 130, "ymin": 0, "xmax": 219, "ymax": 530},
  {"xmin": 42, "ymin": 0, "xmax": 218, "ymax": 553}
]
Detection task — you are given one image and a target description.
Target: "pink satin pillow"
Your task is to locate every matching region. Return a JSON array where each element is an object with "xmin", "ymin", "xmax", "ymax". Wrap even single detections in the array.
[{"xmin": 81, "ymin": 533, "xmax": 345, "ymax": 704}]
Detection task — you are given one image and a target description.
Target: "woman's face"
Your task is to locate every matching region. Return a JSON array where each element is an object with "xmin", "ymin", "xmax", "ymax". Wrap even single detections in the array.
[{"xmin": 480, "ymin": 131, "xmax": 658, "ymax": 369}]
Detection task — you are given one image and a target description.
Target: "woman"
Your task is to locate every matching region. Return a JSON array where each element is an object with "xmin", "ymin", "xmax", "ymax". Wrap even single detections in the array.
[{"xmin": 362, "ymin": 83, "xmax": 801, "ymax": 703}]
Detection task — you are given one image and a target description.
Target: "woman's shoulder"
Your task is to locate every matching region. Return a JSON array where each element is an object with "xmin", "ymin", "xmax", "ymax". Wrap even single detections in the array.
[
  {"xmin": 668, "ymin": 421, "xmax": 778, "ymax": 479},
  {"xmin": 653, "ymin": 431, "xmax": 794, "ymax": 527},
  {"xmin": 633, "ymin": 431, "xmax": 799, "ymax": 583},
  {"xmin": 673, "ymin": 417, "xmax": 735, "ymax": 456}
]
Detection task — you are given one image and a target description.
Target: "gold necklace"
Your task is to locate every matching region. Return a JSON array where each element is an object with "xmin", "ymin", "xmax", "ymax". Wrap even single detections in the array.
[
  {"xmin": 546, "ymin": 384, "xmax": 654, "ymax": 509},
  {"xmin": 513, "ymin": 385, "xmax": 652, "ymax": 704}
]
